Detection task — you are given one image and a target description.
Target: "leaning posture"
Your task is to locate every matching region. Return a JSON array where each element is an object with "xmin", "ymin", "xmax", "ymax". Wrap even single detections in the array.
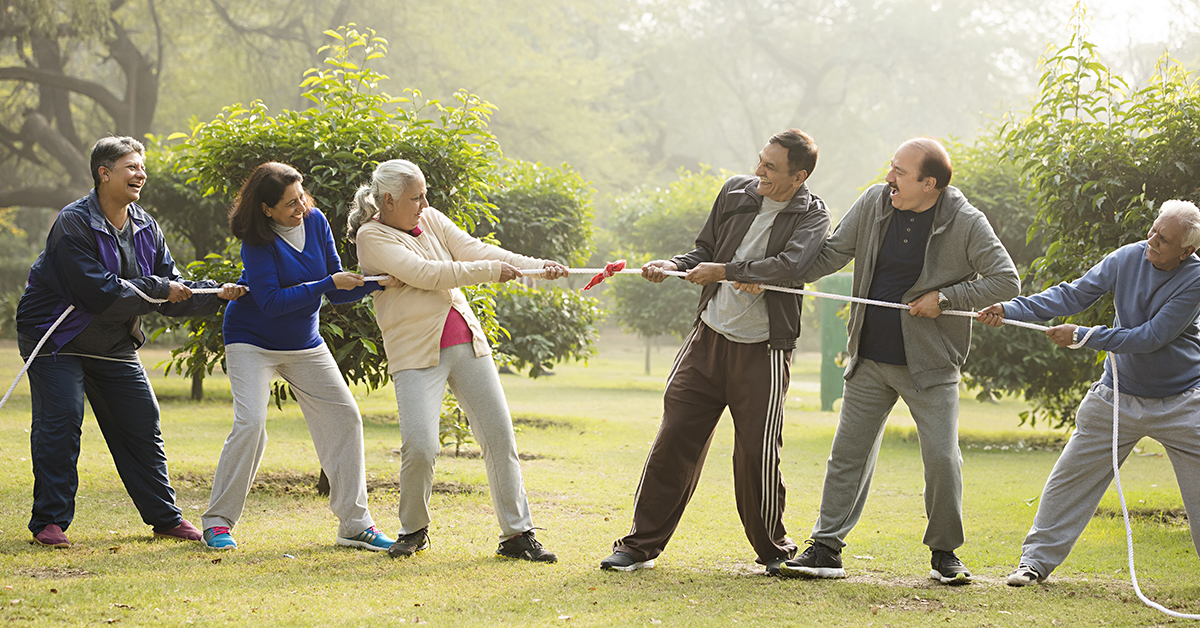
[
  {"xmin": 979, "ymin": 199, "xmax": 1200, "ymax": 586},
  {"xmin": 16, "ymin": 136, "xmax": 243, "ymax": 548},
  {"xmin": 351, "ymin": 159, "xmax": 567, "ymax": 562},
  {"xmin": 778, "ymin": 138, "xmax": 1019, "ymax": 584},
  {"xmin": 201, "ymin": 162, "xmax": 397, "ymax": 551},
  {"xmin": 601, "ymin": 129, "xmax": 831, "ymax": 575}
]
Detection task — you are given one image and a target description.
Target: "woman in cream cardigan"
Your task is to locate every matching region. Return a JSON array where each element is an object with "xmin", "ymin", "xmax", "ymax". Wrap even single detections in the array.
[{"xmin": 349, "ymin": 159, "xmax": 567, "ymax": 562}]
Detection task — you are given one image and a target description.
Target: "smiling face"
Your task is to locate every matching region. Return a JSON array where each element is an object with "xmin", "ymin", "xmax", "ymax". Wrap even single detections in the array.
[
  {"xmin": 1146, "ymin": 213, "xmax": 1195, "ymax": 271},
  {"xmin": 98, "ymin": 151, "xmax": 147, "ymax": 206},
  {"xmin": 262, "ymin": 181, "xmax": 307, "ymax": 228},
  {"xmin": 754, "ymin": 141, "xmax": 807, "ymax": 203},
  {"xmin": 884, "ymin": 143, "xmax": 941, "ymax": 212},
  {"xmin": 383, "ymin": 176, "xmax": 429, "ymax": 232}
]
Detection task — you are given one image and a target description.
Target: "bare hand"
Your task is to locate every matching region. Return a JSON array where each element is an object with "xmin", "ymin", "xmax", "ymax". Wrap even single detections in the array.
[
  {"xmin": 541, "ymin": 261, "xmax": 568, "ymax": 280},
  {"xmin": 167, "ymin": 281, "xmax": 192, "ymax": 303},
  {"xmin": 377, "ymin": 274, "xmax": 405, "ymax": 289},
  {"xmin": 218, "ymin": 283, "xmax": 247, "ymax": 301},
  {"xmin": 498, "ymin": 262, "xmax": 522, "ymax": 283},
  {"xmin": 641, "ymin": 260, "xmax": 677, "ymax": 283},
  {"xmin": 332, "ymin": 272, "xmax": 365, "ymax": 290},
  {"xmin": 733, "ymin": 282, "xmax": 764, "ymax": 295},
  {"xmin": 907, "ymin": 290, "xmax": 942, "ymax": 318},
  {"xmin": 686, "ymin": 262, "xmax": 726, "ymax": 286},
  {"xmin": 1047, "ymin": 323, "xmax": 1078, "ymax": 348},
  {"xmin": 976, "ymin": 303, "xmax": 1006, "ymax": 327}
]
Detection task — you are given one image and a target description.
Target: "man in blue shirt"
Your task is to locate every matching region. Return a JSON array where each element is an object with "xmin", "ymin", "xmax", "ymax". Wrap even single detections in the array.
[{"xmin": 978, "ymin": 199, "xmax": 1200, "ymax": 586}]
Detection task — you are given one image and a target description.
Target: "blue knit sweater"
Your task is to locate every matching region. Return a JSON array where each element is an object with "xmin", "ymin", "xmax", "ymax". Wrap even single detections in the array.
[
  {"xmin": 223, "ymin": 209, "xmax": 379, "ymax": 351},
  {"xmin": 1001, "ymin": 242, "xmax": 1200, "ymax": 398}
]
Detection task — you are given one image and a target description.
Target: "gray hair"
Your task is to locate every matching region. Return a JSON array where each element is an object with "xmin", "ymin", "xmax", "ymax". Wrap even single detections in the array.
[
  {"xmin": 1158, "ymin": 199, "xmax": 1200, "ymax": 250},
  {"xmin": 347, "ymin": 159, "xmax": 426, "ymax": 242},
  {"xmin": 90, "ymin": 136, "xmax": 145, "ymax": 188}
]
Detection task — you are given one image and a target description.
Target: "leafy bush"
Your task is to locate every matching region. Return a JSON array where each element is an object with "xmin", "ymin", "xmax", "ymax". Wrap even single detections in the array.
[
  {"xmin": 493, "ymin": 283, "xmax": 604, "ymax": 378},
  {"xmin": 478, "ymin": 159, "xmax": 595, "ymax": 267}
]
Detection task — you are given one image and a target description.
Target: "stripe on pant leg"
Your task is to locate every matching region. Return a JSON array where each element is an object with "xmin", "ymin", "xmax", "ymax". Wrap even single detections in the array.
[{"xmin": 760, "ymin": 349, "xmax": 788, "ymax": 540}]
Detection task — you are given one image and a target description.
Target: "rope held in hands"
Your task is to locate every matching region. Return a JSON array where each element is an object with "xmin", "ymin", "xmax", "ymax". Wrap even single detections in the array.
[
  {"xmin": 0, "ymin": 276, "xmax": 387, "ymax": 411},
  {"xmin": 4, "ymin": 263, "xmax": 1195, "ymax": 618}
]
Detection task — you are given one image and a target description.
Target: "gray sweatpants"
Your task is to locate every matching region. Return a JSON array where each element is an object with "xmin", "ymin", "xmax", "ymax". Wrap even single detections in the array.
[
  {"xmin": 1019, "ymin": 382, "xmax": 1200, "ymax": 577},
  {"xmin": 392, "ymin": 343, "xmax": 533, "ymax": 539},
  {"xmin": 812, "ymin": 358, "xmax": 965, "ymax": 552},
  {"xmin": 203, "ymin": 343, "xmax": 374, "ymax": 539}
]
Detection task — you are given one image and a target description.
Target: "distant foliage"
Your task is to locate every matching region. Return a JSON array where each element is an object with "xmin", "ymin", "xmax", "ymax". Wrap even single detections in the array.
[
  {"xmin": 479, "ymin": 159, "xmax": 595, "ymax": 267},
  {"xmin": 493, "ymin": 283, "xmax": 604, "ymax": 378}
]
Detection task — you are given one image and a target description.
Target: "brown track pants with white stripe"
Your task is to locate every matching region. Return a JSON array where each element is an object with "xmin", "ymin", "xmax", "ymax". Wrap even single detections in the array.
[{"xmin": 614, "ymin": 322, "xmax": 797, "ymax": 564}]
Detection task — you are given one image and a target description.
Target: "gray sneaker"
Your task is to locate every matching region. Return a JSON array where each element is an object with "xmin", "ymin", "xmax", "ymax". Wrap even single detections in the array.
[
  {"xmin": 599, "ymin": 551, "xmax": 654, "ymax": 571},
  {"xmin": 930, "ymin": 550, "xmax": 972, "ymax": 585},
  {"xmin": 1006, "ymin": 563, "xmax": 1044, "ymax": 587},
  {"xmin": 777, "ymin": 540, "xmax": 846, "ymax": 579}
]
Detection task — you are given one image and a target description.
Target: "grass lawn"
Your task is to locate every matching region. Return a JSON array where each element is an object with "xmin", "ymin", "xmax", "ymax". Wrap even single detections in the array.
[{"xmin": 0, "ymin": 329, "xmax": 1196, "ymax": 626}]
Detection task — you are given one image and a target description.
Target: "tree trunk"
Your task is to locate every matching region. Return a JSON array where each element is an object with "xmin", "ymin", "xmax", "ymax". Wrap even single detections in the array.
[
  {"xmin": 645, "ymin": 336, "xmax": 652, "ymax": 375},
  {"xmin": 191, "ymin": 372, "xmax": 204, "ymax": 401}
]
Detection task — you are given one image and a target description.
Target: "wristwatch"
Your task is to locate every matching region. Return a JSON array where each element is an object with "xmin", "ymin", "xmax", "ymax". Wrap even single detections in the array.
[
  {"xmin": 1072, "ymin": 327, "xmax": 1082, "ymax": 346},
  {"xmin": 937, "ymin": 291, "xmax": 951, "ymax": 311}
]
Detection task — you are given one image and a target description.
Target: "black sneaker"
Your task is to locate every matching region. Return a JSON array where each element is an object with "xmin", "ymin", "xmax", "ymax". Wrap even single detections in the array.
[
  {"xmin": 388, "ymin": 527, "xmax": 429, "ymax": 558},
  {"xmin": 930, "ymin": 550, "xmax": 972, "ymax": 585},
  {"xmin": 777, "ymin": 540, "xmax": 846, "ymax": 579},
  {"xmin": 497, "ymin": 530, "xmax": 557, "ymax": 563},
  {"xmin": 599, "ymin": 551, "xmax": 654, "ymax": 571},
  {"xmin": 1006, "ymin": 563, "xmax": 1044, "ymax": 587},
  {"xmin": 764, "ymin": 556, "xmax": 787, "ymax": 576}
]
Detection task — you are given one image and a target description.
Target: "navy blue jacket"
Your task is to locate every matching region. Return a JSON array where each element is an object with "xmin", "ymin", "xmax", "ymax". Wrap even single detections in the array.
[{"xmin": 16, "ymin": 190, "xmax": 223, "ymax": 353}]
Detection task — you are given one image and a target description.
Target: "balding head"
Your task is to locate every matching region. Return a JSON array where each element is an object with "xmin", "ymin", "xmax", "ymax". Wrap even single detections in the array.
[{"xmin": 900, "ymin": 137, "xmax": 953, "ymax": 190}]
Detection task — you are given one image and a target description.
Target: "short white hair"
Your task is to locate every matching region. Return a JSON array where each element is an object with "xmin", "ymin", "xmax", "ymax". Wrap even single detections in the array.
[{"xmin": 1158, "ymin": 199, "xmax": 1200, "ymax": 250}]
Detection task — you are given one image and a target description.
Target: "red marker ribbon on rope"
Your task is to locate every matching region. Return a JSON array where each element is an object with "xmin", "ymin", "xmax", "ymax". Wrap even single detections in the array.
[{"xmin": 582, "ymin": 259, "xmax": 626, "ymax": 290}]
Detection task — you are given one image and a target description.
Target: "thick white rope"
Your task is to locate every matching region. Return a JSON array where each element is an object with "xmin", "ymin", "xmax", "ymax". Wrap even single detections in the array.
[{"xmin": 0, "ymin": 275, "xmax": 388, "ymax": 410}]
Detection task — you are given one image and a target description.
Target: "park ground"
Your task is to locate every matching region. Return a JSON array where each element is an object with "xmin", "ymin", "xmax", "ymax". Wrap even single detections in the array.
[{"xmin": 0, "ymin": 329, "xmax": 1196, "ymax": 626}]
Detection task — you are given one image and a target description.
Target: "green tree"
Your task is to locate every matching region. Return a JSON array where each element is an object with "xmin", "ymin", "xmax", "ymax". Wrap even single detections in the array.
[
  {"xmin": 609, "ymin": 168, "xmax": 722, "ymax": 373},
  {"xmin": 967, "ymin": 4, "xmax": 1200, "ymax": 428},
  {"xmin": 162, "ymin": 24, "xmax": 504, "ymax": 402}
]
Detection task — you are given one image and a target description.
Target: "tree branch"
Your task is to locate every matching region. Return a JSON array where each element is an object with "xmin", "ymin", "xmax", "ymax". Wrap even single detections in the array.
[
  {"xmin": 0, "ymin": 66, "xmax": 125, "ymax": 121},
  {"xmin": 0, "ymin": 186, "xmax": 85, "ymax": 210}
]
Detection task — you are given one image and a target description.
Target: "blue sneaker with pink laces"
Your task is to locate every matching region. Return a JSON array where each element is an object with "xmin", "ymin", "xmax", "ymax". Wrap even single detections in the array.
[
  {"xmin": 203, "ymin": 526, "xmax": 237, "ymax": 550},
  {"xmin": 337, "ymin": 526, "xmax": 394, "ymax": 552}
]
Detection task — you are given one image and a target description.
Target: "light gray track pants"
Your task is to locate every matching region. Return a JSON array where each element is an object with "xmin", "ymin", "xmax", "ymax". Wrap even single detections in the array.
[
  {"xmin": 811, "ymin": 358, "xmax": 965, "ymax": 552},
  {"xmin": 392, "ymin": 343, "xmax": 533, "ymax": 539},
  {"xmin": 203, "ymin": 343, "xmax": 374, "ymax": 539},
  {"xmin": 1019, "ymin": 382, "xmax": 1200, "ymax": 577}
]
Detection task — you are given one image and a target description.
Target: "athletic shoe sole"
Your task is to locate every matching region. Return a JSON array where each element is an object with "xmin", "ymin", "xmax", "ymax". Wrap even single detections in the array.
[
  {"xmin": 32, "ymin": 538, "xmax": 70, "ymax": 549},
  {"xmin": 930, "ymin": 570, "xmax": 972, "ymax": 585},
  {"xmin": 777, "ymin": 563, "xmax": 846, "ymax": 579},
  {"xmin": 1006, "ymin": 571, "xmax": 1043, "ymax": 587},
  {"xmin": 337, "ymin": 537, "xmax": 390, "ymax": 552},
  {"xmin": 600, "ymin": 559, "xmax": 655, "ymax": 572},
  {"xmin": 204, "ymin": 542, "xmax": 237, "ymax": 550}
]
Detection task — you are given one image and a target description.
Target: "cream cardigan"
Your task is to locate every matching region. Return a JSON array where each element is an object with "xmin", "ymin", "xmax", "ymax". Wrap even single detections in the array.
[{"xmin": 355, "ymin": 208, "xmax": 547, "ymax": 373}]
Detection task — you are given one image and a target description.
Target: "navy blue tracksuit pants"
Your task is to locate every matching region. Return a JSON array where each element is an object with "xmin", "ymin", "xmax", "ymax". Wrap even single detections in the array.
[{"xmin": 20, "ymin": 335, "xmax": 184, "ymax": 535}]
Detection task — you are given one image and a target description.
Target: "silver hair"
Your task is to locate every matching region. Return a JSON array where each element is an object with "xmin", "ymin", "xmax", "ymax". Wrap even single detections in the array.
[
  {"xmin": 1158, "ymin": 199, "xmax": 1200, "ymax": 250},
  {"xmin": 346, "ymin": 159, "xmax": 425, "ymax": 241}
]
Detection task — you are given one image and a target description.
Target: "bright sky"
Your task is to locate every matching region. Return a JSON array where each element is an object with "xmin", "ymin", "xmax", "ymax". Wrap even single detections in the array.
[{"xmin": 1089, "ymin": 0, "xmax": 1192, "ymax": 49}]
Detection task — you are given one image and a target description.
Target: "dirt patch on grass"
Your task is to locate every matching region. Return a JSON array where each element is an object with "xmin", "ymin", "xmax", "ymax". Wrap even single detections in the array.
[
  {"xmin": 513, "ymin": 416, "xmax": 574, "ymax": 430},
  {"xmin": 884, "ymin": 426, "xmax": 1069, "ymax": 452},
  {"xmin": 16, "ymin": 567, "xmax": 93, "ymax": 579},
  {"xmin": 1095, "ymin": 506, "xmax": 1188, "ymax": 525},
  {"xmin": 434, "ymin": 447, "xmax": 550, "ymax": 461},
  {"xmin": 363, "ymin": 411, "xmax": 398, "ymax": 426}
]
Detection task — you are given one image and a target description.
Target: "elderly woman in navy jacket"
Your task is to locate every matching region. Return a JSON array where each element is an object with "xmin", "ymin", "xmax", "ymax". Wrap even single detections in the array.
[{"xmin": 16, "ymin": 136, "xmax": 244, "ymax": 549}]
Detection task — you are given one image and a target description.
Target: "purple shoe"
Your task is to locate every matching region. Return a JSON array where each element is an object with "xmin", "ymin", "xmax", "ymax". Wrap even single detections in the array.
[
  {"xmin": 153, "ymin": 520, "xmax": 202, "ymax": 542},
  {"xmin": 33, "ymin": 524, "xmax": 70, "ymax": 549}
]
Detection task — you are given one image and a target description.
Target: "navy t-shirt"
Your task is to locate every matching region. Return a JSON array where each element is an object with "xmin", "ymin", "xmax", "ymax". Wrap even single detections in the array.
[{"xmin": 858, "ymin": 206, "xmax": 936, "ymax": 365}]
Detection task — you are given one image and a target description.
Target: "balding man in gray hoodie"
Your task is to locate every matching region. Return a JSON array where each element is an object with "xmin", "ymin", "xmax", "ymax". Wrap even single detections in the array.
[{"xmin": 777, "ymin": 138, "xmax": 1019, "ymax": 584}]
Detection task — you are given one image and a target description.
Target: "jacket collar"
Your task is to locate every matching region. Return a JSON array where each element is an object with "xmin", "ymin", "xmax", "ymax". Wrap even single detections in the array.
[
  {"xmin": 85, "ymin": 189, "xmax": 151, "ymax": 235},
  {"xmin": 732, "ymin": 178, "xmax": 813, "ymax": 214},
  {"xmin": 877, "ymin": 184, "xmax": 967, "ymax": 234}
]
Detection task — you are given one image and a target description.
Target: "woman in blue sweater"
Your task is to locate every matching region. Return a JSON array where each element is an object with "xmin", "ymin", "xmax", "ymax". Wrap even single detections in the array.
[{"xmin": 201, "ymin": 162, "xmax": 397, "ymax": 551}]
